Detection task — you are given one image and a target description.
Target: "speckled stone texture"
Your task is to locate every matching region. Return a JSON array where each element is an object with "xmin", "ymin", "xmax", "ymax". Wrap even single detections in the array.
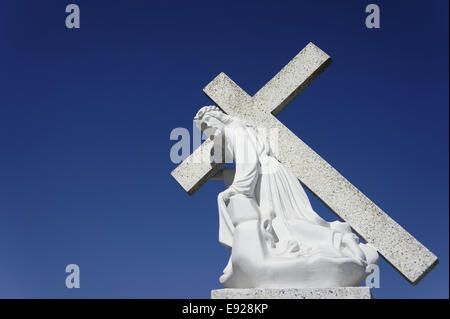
[
  {"xmin": 171, "ymin": 42, "xmax": 438, "ymax": 285},
  {"xmin": 211, "ymin": 288, "xmax": 372, "ymax": 299}
]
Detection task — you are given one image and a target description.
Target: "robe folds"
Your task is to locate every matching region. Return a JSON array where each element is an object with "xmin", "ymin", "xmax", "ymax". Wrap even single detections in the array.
[{"xmin": 217, "ymin": 120, "xmax": 355, "ymax": 258}]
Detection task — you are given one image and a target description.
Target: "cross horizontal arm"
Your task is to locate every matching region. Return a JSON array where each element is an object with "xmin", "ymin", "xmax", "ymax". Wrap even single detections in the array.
[
  {"xmin": 171, "ymin": 44, "xmax": 331, "ymax": 195},
  {"xmin": 253, "ymin": 42, "xmax": 332, "ymax": 115},
  {"xmin": 171, "ymin": 138, "xmax": 223, "ymax": 195}
]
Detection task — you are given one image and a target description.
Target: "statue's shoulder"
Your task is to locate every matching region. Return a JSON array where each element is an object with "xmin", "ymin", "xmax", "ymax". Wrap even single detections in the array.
[{"xmin": 227, "ymin": 119, "xmax": 248, "ymax": 131}]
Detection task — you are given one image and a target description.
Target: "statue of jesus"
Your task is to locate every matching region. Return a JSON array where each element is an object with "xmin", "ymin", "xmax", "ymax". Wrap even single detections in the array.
[{"xmin": 194, "ymin": 105, "xmax": 378, "ymax": 288}]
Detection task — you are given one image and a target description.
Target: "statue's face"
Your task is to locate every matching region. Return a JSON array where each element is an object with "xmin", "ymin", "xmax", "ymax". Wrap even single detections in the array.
[{"xmin": 200, "ymin": 115, "xmax": 223, "ymax": 138}]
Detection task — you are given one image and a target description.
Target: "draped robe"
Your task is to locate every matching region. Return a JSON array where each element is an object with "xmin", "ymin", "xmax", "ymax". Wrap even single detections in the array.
[{"xmin": 217, "ymin": 119, "xmax": 365, "ymax": 259}]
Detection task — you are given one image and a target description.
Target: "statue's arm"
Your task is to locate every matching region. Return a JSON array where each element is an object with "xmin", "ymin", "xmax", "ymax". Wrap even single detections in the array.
[{"xmin": 223, "ymin": 132, "xmax": 260, "ymax": 200}]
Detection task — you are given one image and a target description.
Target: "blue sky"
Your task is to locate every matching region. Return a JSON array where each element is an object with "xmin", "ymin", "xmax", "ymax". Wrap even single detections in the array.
[{"xmin": 0, "ymin": 0, "xmax": 448, "ymax": 298}]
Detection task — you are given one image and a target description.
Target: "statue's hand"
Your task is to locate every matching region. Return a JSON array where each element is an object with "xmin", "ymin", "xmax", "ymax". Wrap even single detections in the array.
[
  {"xmin": 220, "ymin": 190, "xmax": 231, "ymax": 205},
  {"xmin": 219, "ymin": 188, "xmax": 236, "ymax": 206}
]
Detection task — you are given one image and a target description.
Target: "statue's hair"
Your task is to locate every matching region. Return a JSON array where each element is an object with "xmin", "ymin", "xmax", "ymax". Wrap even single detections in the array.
[{"xmin": 194, "ymin": 105, "xmax": 232, "ymax": 126}]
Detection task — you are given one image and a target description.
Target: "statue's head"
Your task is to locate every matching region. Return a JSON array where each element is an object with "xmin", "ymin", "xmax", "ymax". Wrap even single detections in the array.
[{"xmin": 194, "ymin": 105, "xmax": 231, "ymax": 138}]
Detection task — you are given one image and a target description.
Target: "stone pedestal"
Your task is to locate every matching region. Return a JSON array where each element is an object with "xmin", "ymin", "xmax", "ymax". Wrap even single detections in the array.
[{"xmin": 211, "ymin": 287, "xmax": 372, "ymax": 299}]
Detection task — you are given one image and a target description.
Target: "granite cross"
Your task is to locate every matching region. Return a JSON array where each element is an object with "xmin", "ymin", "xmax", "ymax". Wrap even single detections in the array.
[{"xmin": 171, "ymin": 42, "xmax": 438, "ymax": 285}]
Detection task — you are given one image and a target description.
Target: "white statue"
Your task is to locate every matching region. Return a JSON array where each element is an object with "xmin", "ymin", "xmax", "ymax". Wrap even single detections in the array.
[{"xmin": 194, "ymin": 106, "xmax": 379, "ymax": 288}]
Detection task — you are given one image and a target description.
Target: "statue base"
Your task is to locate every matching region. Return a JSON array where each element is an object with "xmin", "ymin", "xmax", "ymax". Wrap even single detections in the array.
[{"xmin": 211, "ymin": 287, "xmax": 372, "ymax": 299}]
